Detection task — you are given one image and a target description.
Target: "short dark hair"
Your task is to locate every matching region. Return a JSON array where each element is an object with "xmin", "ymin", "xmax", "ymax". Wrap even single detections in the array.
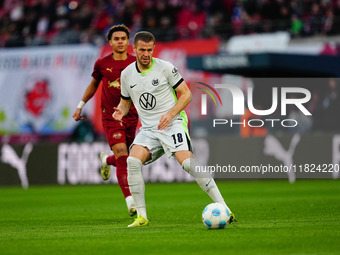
[
  {"xmin": 133, "ymin": 31, "xmax": 155, "ymax": 46},
  {"xmin": 106, "ymin": 24, "xmax": 130, "ymax": 41}
]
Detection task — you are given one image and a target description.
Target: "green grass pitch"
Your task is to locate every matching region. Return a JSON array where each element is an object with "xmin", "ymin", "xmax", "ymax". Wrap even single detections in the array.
[{"xmin": 0, "ymin": 179, "xmax": 339, "ymax": 255}]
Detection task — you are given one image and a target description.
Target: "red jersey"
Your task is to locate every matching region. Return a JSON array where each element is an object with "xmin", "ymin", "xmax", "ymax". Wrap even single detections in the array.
[{"xmin": 92, "ymin": 53, "xmax": 137, "ymax": 121}]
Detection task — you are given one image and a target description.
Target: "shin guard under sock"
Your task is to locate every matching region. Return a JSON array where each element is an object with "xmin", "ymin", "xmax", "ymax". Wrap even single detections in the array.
[{"xmin": 127, "ymin": 156, "xmax": 147, "ymax": 219}]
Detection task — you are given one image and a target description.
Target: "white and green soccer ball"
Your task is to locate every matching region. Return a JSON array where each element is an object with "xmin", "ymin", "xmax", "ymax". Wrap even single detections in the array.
[{"xmin": 202, "ymin": 203, "xmax": 230, "ymax": 229}]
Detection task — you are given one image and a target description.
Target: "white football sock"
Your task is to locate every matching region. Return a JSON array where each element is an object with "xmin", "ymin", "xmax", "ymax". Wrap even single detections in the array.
[
  {"xmin": 101, "ymin": 153, "xmax": 108, "ymax": 165},
  {"xmin": 125, "ymin": 195, "xmax": 135, "ymax": 209},
  {"xmin": 127, "ymin": 156, "xmax": 147, "ymax": 220},
  {"xmin": 182, "ymin": 158, "xmax": 231, "ymax": 212}
]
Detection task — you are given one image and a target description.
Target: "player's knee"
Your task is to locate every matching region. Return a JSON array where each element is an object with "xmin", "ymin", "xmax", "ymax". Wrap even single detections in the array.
[
  {"xmin": 182, "ymin": 158, "xmax": 200, "ymax": 174},
  {"xmin": 111, "ymin": 143, "xmax": 128, "ymax": 158},
  {"xmin": 182, "ymin": 158, "xmax": 193, "ymax": 174},
  {"xmin": 182, "ymin": 158, "xmax": 212, "ymax": 179},
  {"xmin": 127, "ymin": 156, "xmax": 142, "ymax": 172}
]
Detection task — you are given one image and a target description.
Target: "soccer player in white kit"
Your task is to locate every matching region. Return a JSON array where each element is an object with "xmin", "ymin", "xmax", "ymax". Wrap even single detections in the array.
[{"xmin": 113, "ymin": 31, "xmax": 236, "ymax": 227}]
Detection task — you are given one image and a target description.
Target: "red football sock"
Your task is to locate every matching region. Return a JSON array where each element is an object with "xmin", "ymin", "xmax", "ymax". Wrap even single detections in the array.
[
  {"xmin": 116, "ymin": 155, "xmax": 131, "ymax": 198},
  {"xmin": 106, "ymin": 155, "xmax": 116, "ymax": 167}
]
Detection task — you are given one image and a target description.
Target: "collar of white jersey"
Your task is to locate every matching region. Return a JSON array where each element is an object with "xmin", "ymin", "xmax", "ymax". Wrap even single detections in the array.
[{"xmin": 135, "ymin": 58, "xmax": 155, "ymax": 75}]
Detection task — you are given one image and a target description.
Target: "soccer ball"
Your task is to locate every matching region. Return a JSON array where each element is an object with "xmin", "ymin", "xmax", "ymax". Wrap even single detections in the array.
[{"xmin": 202, "ymin": 203, "xmax": 230, "ymax": 229}]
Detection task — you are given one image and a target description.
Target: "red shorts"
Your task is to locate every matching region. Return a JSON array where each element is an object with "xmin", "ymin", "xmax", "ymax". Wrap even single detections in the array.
[{"xmin": 102, "ymin": 112, "xmax": 138, "ymax": 149}]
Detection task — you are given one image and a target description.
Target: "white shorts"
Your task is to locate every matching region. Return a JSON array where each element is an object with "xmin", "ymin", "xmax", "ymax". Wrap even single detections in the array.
[{"xmin": 132, "ymin": 120, "xmax": 192, "ymax": 165}]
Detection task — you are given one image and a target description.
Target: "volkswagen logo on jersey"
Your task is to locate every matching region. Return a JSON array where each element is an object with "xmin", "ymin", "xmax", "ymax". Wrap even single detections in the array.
[
  {"xmin": 139, "ymin": 92, "xmax": 156, "ymax": 110},
  {"xmin": 152, "ymin": 79, "xmax": 159, "ymax": 86}
]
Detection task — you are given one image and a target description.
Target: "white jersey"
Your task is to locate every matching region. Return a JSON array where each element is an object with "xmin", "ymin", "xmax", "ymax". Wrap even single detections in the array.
[{"xmin": 121, "ymin": 58, "xmax": 185, "ymax": 129}]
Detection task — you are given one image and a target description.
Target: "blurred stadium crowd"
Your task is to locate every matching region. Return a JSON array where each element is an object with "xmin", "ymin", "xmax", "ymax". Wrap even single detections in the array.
[{"xmin": 1, "ymin": 0, "xmax": 340, "ymax": 47}]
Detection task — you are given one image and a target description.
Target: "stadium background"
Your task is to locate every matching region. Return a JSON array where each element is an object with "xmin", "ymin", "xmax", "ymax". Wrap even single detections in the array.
[{"xmin": 1, "ymin": 0, "xmax": 340, "ymax": 186}]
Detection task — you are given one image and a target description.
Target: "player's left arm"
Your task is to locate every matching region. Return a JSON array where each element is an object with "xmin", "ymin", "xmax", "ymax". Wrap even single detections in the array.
[
  {"xmin": 112, "ymin": 97, "xmax": 132, "ymax": 122},
  {"xmin": 113, "ymin": 69, "xmax": 132, "ymax": 122},
  {"xmin": 158, "ymin": 81, "xmax": 191, "ymax": 130}
]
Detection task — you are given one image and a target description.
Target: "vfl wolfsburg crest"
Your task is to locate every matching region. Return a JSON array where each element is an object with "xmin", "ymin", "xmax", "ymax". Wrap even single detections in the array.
[{"xmin": 152, "ymin": 79, "xmax": 159, "ymax": 86}]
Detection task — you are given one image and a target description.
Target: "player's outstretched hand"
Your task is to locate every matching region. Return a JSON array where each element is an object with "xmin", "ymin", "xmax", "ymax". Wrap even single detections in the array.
[
  {"xmin": 73, "ymin": 108, "xmax": 84, "ymax": 121},
  {"xmin": 158, "ymin": 113, "xmax": 172, "ymax": 130},
  {"xmin": 112, "ymin": 107, "xmax": 123, "ymax": 122}
]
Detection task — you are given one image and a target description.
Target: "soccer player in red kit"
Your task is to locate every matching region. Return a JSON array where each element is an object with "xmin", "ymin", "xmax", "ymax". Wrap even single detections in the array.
[{"xmin": 72, "ymin": 25, "xmax": 138, "ymax": 216}]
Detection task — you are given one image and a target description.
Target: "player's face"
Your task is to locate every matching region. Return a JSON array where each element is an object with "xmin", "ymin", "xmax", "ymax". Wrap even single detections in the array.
[
  {"xmin": 133, "ymin": 40, "xmax": 155, "ymax": 68},
  {"xmin": 109, "ymin": 31, "xmax": 129, "ymax": 54}
]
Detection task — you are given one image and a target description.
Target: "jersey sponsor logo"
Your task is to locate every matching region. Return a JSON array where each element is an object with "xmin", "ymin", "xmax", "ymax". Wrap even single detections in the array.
[
  {"xmin": 108, "ymin": 78, "xmax": 120, "ymax": 88},
  {"xmin": 106, "ymin": 68, "xmax": 113, "ymax": 72},
  {"xmin": 130, "ymin": 84, "xmax": 137, "ymax": 88},
  {"xmin": 152, "ymin": 79, "xmax": 159, "ymax": 86},
  {"xmin": 139, "ymin": 92, "xmax": 156, "ymax": 110}
]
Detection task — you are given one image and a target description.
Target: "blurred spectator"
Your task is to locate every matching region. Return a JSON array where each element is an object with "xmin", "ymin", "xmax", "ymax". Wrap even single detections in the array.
[
  {"xmin": 276, "ymin": 5, "xmax": 291, "ymax": 32},
  {"xmin": 322, "ymin": 8, "xmax": 335, "ymax": 35},
  {"xmin": 120, "ymin": 0, "xmax": 137, "ymax": 27},
  {"xmin": 309, "ymin": 78, "xmax": 340, "ymax": 132},
  {"xmin": 290, "ymin": 0, "xmax": 303, "ymax": 17},
  {"xmin": 291, "ymin": 14, "xmax": 304, "ymax": 37},
  {"xmin": 231, "ymin": 0, "xmax": 247, "ymax": 35},
  {"xmin": 141, "ymin": 0, "xmax": 156, "ymax": 29},
  {"xmin": 309, "ymin": 91, "xmax": 324, "ymax": 131},
  {"xmin": 203, "ymin": 0, "xmax": 230, "ymax": 39},
  {"xmin": 93, "ymin": 7, "xmax": 110, "ymax": 32},
  {"xmin": 4, "ymin": 22, "xmax": 25, "ymax": 47},
  {"xmin": 176, "ymin": 1, "xmax": 207, "ymax": 39},
  {"xmin": 304, "ymin": 3, "xmax": 323, "ymax": 35},
  {"xmin": 51, "ymin": 22, "xmax": 81, "ymax": 45},
  {"xmin": 320, "ymin": 78, "xmax": 340, "ymax": 131}
]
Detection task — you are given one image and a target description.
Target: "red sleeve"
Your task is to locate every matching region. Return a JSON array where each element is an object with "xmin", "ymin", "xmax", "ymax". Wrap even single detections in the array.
[{"xmin": 91, "ymin": 59, "xmax": 102, "ymax": 81}]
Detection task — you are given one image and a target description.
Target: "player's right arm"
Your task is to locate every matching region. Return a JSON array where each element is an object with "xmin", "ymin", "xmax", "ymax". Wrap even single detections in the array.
[
  {"xmin": 112, "ymin": 97, "xmax": 132, "ymax": 122},
  {"xmin": 72, "ymin": 78, "xmax": 100, "ymax": 121}
]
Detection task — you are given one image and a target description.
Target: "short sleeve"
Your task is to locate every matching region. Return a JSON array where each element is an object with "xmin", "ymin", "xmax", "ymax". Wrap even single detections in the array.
[
  {"xmin": 120, "ymin": 69, "xmax": 130, "ymax": 100},
  {"xmin": 167, "ymin": 63, "xmax": 184, "ymax": 89},
  {"xmin": 91, "ymin": 59, "xmax": 103, "ymax": 81}
]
